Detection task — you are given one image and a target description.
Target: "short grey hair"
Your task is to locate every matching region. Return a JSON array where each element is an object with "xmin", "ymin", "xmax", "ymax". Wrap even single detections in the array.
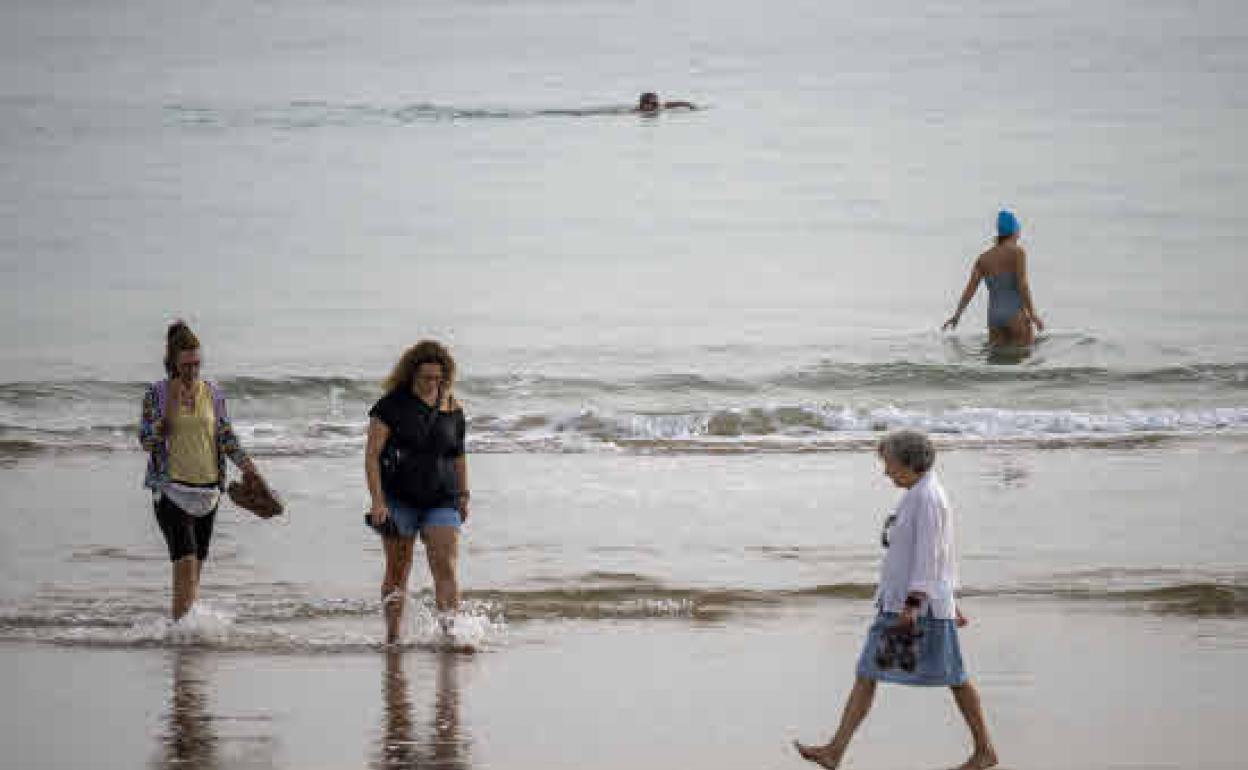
[{"xmin": 878, "ymin": 430, "xmax": 936, "ymax": 474}]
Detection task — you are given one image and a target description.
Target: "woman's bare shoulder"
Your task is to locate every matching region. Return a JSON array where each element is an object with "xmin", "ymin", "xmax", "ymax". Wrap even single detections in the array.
[
  {"xmin": 979, "ymin": 242, "xmax": 1026, "ymax": 272},
  {"xmin": 973, "ymin": 246, "xmax": 996, "ymax": 271}
]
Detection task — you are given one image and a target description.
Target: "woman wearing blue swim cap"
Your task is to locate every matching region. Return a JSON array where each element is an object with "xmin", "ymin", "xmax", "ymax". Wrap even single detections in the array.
[{"xmin": 941, "ymin": 210, "xmax": 1045, "ymax": 346}]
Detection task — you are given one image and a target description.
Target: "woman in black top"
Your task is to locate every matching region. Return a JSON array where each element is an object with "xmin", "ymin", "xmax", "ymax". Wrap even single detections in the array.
[{"xmin": 365, "ymin": 340, "xmax": 470, "ymax": 644}]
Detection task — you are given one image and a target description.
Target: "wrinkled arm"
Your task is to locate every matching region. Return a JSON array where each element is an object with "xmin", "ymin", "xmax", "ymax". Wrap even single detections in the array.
[
  {"xmin": 905, "ymin": 498, "xmax": 942, "ymax": 598},
  {"xmin": 893, "ymin": 498, "xmax": 939, "ymax": 629}
]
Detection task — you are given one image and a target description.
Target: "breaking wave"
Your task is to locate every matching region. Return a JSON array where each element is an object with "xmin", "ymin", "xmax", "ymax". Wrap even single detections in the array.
[{"xmin": 2, "ymin": 364, "xmax": 1246, "ymax": 457}]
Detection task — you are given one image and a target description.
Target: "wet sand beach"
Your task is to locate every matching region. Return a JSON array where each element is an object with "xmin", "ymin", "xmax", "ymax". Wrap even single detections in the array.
[
  {"xmin": 4, "ymin": 601, "xmax": 1246, "ymax": 770},
  {"xmin": 4, "ymin": 0, "xmax": 1247, "ymax": 765},
  {"xmin": 3, "ymin": 445, "xmax": 1247, "ymax": 768}
]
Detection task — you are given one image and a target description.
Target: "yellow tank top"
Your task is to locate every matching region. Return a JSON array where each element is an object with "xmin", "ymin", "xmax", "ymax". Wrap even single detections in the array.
[{"xmin": 167, "ymin": 381, "xmax": 218, "ymax": 484}]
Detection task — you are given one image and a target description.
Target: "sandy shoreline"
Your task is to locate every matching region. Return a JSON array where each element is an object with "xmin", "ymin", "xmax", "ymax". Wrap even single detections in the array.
[
  {"xmin": 4, "ymin": 443, "xmax": 1247, "ymax": 768},
  {"xmin": 5, "ymin": 598, "xmax": 1246, "ymax": 770}
]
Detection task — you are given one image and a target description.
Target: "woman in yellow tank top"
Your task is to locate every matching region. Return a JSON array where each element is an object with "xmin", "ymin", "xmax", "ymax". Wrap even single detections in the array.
[
  {"xmin": 138, "ymin": 321, "xmax": 263, "ymax": 620},
  {"xmin": 166, "ymin": 379, "xmax": 219, "ymax": 485}
]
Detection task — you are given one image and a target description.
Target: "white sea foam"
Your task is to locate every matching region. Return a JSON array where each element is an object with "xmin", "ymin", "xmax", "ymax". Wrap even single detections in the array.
[
  {"xmin": 480, "ymin": 403, "xmax": 1248, "ymax": 452},
  {"xmin": 127, "ymin": 602, "xmax": 237, "ymax": 646},
  {"xmin": 402, "ymin": 597, "xmax": 507, "ymax": 650},
  {"xmin": 3, "ymin": 369, "xmax": 1247, "ymax": 457}
]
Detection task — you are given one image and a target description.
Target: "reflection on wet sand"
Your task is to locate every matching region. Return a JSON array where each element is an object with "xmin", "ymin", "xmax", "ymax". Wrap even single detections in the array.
[
  {"xmin": 377, "ymin": 650, "xmax": 470, "ymax": 770},
  {"xmin": 159, "ymin": 651, "xmax": 219, "ymax": 770},
  {"xmin": 986, "ymin": 454, "xmax": 1031, "ymax": 489},
  {"xmin": 157, "ymin": 651, "xmax": 273, "ymax": 770}
]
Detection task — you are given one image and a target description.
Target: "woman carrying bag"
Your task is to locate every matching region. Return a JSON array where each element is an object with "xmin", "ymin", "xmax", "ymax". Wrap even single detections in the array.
[
  {"xmin": 139, "ymin": 321, "xmax": 272, "ymax": 620},
  {"xmin": 364, "ymin": 340, "xmax": 470, "ymax": 645},
  {"xmin": 795, "ymin": 430, "xmax": 998, "ymax": 770}
]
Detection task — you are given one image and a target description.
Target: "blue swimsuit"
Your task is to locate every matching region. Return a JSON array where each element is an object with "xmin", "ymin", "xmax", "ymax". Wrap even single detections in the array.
[{"xmin": 984, "ymin": 272, "xmax": 1023, "ymax": 328}]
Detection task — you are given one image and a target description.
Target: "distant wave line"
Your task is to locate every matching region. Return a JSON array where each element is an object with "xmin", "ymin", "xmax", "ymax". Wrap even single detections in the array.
[
  {"xmin": 3, "ymin": 361, "xmax": 1246, "ymax": 402},
  {"xmin": 4, "ymin": 405, "xmax": 1248, "ymax": 459}
]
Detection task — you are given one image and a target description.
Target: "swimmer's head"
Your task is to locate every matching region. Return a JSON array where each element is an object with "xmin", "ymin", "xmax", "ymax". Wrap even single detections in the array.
[
  {"xmin": 638, "ymin": 92, "xmax": 660, "ymax": 112},
  {"xmin": 996, "ymin": 209, "xmax": 1021, "ymax": 239}
]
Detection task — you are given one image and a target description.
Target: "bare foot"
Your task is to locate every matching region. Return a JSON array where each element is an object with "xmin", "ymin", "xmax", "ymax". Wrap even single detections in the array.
[
  {"xmin": 793, "ymin": 740, "xmax": 843, "ymax": 770},
  {"xmin": 954, "ymin": 748, "xmax": 999, "ymax": 769}
]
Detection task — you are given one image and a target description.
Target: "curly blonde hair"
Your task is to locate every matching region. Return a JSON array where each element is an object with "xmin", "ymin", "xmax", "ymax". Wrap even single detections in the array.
[{"xmin": 383, "ymin": 340, "xmax": 457, "ymax": 395}]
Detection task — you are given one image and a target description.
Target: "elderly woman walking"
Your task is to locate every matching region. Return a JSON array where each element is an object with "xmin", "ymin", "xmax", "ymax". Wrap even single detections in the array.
[{"xmin": 795, "ymin": 430, "xmax": 998, "ymax": 770}]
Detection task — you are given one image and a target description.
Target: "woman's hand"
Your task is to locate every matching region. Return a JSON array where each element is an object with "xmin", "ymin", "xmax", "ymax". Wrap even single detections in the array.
[
  {"xmin": 457, "ymin": 494, "xmax": 471, "ymax": 523},
  {"xmin": 955, "ymin": 607, "xmax": 969, "ymax": 628},
  {"xmin": 894, "ymin": 605, "xmax": 919, "ymax": 631},
  {"xmin": 941, "ymin": 313, "xmax": 961, "ymax": 331},
  {"xmin": 1031, "ymin": 314, "xmax": 1045, "ymax": 332},
  {"xmin": 368, "ymin": 499, "xmax": 390, "ymax": 527}
]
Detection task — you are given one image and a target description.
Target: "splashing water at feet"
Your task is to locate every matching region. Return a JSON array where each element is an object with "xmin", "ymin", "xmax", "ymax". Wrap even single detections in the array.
[
  {"xmin": 401, "ymin": 596, "xmax": 506, "ymax": 651},
  {"xmin": 122, "ymin": 602, "xmax": 237, "ymax": 646}
]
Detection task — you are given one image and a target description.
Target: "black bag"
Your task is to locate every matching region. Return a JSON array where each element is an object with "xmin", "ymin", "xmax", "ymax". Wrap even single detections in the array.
[
  {"xmin": 874, "ymin": 623, "xmax": 924, "ymax": 672},
  {"xmin": 364, "ymin": 511, "xmax": 401, "ymax": 537}
]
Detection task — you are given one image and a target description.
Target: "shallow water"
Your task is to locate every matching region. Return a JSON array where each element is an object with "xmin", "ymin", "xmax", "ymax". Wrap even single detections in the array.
[
  {"xmin": 2, "ymin": 0, "xmax": 1247, "ymax": 766},
  {"xmin": 2, "ymin": 0, "xmax": 1247, "ymax": 385},
  {"xmin": 4, "ymin": 445, "xmax": 1246, "ymax": 652}
]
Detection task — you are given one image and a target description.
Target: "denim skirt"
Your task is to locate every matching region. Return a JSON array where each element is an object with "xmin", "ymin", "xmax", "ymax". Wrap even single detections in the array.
[{"xmin": 855, "ymin": 611, "xmax": 968, "ymax": 686}]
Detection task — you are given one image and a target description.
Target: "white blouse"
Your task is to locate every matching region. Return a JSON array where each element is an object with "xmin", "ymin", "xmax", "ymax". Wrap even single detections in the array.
[{"xmin": 875, "ymin": 470, "xmax": 959, "ymax": 619}]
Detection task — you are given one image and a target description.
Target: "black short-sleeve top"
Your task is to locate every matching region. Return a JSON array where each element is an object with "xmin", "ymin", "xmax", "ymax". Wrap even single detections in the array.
[{"xmin": 368, "ymin": 388, "xmax": 466, "ymax": 508}]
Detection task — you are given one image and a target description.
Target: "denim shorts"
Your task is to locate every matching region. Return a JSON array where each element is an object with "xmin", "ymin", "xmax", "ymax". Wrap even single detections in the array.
[{"xmin": 367, "ymin": 497, "xmax": 461, "ymax": 539}]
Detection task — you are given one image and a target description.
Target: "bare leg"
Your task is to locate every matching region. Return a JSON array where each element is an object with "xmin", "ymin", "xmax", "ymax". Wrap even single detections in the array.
[
  {"xmin": 171, "ymin": 556, "xmax": 199, "ymax": 620},
  {"xmin": 794, "ymin": 677, "xmax": 877, "ymax": 769},
  {"xmin": 951, "ymin": 682, "xmax": 998, "ymax": 769},
  {"xmin": 192, "ymin": 557, "xmax": 204, "ymax": 608},
  {"xmin": 422, "ymin": 526, "xmax": 460, "ymax": 613},
  {"xmin": 381, "ymin": 536, "xmax": 417, "ymax": 644}
]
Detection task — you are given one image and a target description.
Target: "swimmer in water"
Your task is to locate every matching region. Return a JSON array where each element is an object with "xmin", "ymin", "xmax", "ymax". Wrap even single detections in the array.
[
  {"xmin": 635, "ymin": 92, "xmax": 697, "ymax": 113},
  {"xmin": 942, "ymin": 210, "xmax": 1045, "ymax": 347}
]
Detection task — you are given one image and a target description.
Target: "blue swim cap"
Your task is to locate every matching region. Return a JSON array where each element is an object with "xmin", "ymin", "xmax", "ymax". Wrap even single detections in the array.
[{"xmin": 997, "ymin": 210, "xmax": 1020, "ymax": 237}]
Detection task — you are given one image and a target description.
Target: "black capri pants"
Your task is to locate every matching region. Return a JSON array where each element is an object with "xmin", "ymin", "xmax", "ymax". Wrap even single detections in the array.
[{"xmin": 154, "ymin": 494, "xmax": 217, "ymax": 562}]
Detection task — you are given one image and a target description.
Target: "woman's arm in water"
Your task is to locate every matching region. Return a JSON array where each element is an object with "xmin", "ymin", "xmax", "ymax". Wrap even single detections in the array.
[
  {"xmin": 1015, "ymin": 248, "xmax": 1044, "ymax": 331},
  {"xmin": 942, "ymin": 262, "xmax": 983, "ymax": 330}
]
